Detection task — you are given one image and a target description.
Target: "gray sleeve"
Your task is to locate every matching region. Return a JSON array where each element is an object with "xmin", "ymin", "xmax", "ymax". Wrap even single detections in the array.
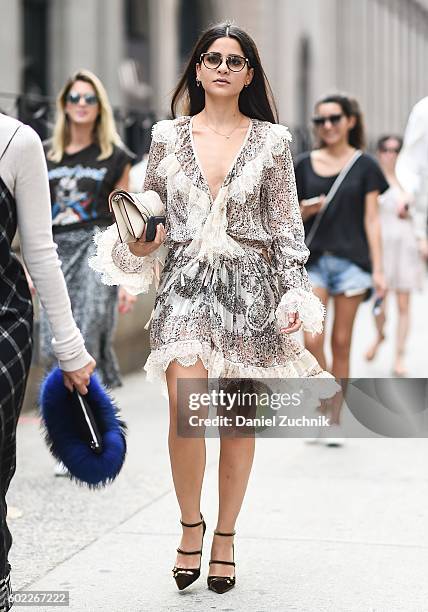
[{"xmin": 12, "ymin": 125, "xmax": 91, "ymax": 371}]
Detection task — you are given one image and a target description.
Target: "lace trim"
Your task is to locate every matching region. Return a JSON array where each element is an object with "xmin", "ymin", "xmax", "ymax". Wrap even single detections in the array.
[
  {"xmin": 184, "ymin": 186, "xmax": 246, "ymax": 264},
  {"xmin": 154, "ymin": 121, "xmax": 294, "ymax": 264},
  {"xmin": 155, "ymin": 120, "xmax": 292, "ymax": 207},
  {"xmin": 228, "ymin": 123, "xmax": 292, "ymax": 205},
  {"xmin": 144, "ymin": 339, "xmax": 337, "ymax": 389},
  {"xmin": 151, "ymin": 119, "xmax": 178, "ymax": 146},
  {"xmin": 275, "ymin": 288, "xmax": 326, "ymax": 335},
  {"xmin": 88, "ymin": 225, "xmax": 165, "ymax": 295}
]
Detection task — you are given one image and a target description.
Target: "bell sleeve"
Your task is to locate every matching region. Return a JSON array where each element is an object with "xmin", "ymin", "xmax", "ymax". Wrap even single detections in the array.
[
  {"xmin": 262, "ymin": 129, "xmax": 325, "ymax": 335},
  {"xmin": 88, "ymin": 130, "xmax": 168, "ymax": 295}
]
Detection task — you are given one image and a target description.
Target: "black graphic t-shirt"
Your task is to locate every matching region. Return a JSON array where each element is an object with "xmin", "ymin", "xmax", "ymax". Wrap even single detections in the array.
[{"xmin": 45, "ymin": 142, "xmax": 133, "ymax": 233}]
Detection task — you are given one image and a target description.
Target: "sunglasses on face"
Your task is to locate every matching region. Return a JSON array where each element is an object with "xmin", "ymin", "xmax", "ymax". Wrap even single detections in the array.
[
  {"xmin": 312, "ymin": 113, "xmax": 344, "ymax": 127},
  {"xmin": 379, "ymin": 146, "xmax": 400, "ymax": 154},
  {"xmin": 66, "ymin": 91, "xmax": 99, "ymax": 105},
  {"xmin": 200, "ymin": 52, "xmax": 249, "ymax": 72}
]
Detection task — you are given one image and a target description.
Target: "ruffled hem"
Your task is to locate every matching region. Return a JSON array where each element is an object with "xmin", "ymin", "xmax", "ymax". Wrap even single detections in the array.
[
  {"xmin": 88, "ymin": 225, "xmax": 157, "ymax": 295},
  {"xmin": 275, "ymin": 288, "xmax": 326, "ymax": 335},
  {"xmin": 143, "ymin": 340, "xmax": 339, "ymax": 401}
]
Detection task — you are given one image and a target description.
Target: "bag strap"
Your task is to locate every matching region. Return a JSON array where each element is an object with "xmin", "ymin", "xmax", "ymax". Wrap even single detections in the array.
[
  {"xmin": 0, "ymin": 125, "xmax": 21, "ymax": 164},
  {"xmin": 305, "ymin": 150, "xmax": 362, "ymax": 248}
]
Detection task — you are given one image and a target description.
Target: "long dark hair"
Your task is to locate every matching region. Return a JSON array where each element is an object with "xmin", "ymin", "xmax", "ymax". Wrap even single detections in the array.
[
  {"xmin": 171, "ymin": 22, "xmax": 278, "ymax": 123},
  {"xmin": 314, "ymin": 93, "xmax": 366, "ymax": 150}
]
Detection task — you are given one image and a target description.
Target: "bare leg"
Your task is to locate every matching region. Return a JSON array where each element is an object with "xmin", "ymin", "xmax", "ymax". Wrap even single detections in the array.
[
  {"xmin": 208, "ymin": 434, "xmax": 256, "ymax": 579},
  {"xmin": 394, "ymin": 291, "xmax": 410, "ymax": 376},
  {"xmin": 329, "ymin": 293, "xmax": 364, "ymax": 423},
  {"xmin": 365, "ymin": 292, "xmax": 387, "ymax": 361},
  {"xmin": 304, "ymin": 287, "xmax": 329, "ymax": 370},
  {"xmin": 166, "ymin": 359, "xmax": 207, "ymax": 571}
]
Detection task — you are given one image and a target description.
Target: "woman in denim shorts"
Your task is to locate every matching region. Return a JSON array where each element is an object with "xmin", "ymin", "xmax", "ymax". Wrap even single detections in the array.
[{"xmin": 295, "ymin": 94, "xmax": 389, "ymax": 408}]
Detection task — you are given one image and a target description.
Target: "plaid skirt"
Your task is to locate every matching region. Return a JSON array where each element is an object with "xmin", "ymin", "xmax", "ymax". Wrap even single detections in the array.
[{"xmin": 0, "ymin": 176, "xmax": 33, "ymax": 608}]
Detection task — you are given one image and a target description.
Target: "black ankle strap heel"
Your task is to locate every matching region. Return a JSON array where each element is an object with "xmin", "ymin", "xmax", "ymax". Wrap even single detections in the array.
[
  {"xmin": 172, "ymin": 513, "xmax": 206, "ymax": 591},
  {"xmin": 207, "ymin": 530, "xmax": 236, "ymax": 594}
]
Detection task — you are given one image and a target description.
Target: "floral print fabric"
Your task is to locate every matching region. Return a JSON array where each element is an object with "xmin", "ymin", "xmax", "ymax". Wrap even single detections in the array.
[{"xmin": 89, "ymin": 116, "xmax": 331, "ymax": 388}]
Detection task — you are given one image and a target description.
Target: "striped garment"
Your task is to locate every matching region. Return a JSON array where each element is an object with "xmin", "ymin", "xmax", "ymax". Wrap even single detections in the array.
[{"xmin": 0, "ymin": 572, "xmax": 12, "ymax": 611}]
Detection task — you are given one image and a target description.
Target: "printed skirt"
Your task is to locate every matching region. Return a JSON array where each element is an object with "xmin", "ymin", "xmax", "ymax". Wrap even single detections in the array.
[
  {"xmin": 39, "ymin": 226, "xmax": 121, "ymax": 388},
  {"xmin": 144, "ymin": 243, "xmax": 333, "ymax": 388}
]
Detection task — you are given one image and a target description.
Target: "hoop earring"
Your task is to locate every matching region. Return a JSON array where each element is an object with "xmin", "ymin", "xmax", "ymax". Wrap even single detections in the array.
[{"xmin": 196, "ymin": 79, "xmax": 201, "ymax": 87}]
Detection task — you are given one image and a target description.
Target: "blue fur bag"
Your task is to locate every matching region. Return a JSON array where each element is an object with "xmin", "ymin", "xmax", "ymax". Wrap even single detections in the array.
[{"xmin": 39, "ymin": 367, "xmax": 127, "ymax": 488}]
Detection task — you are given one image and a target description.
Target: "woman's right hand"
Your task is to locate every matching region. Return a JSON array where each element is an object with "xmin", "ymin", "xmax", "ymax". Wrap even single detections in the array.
[
  {"xmin": 128, "ymin": 223, "xmax": 166, "ymax": 257},
  {"xmin": 417, "ymin": 237, "xmax": 428, "ymax": 261},
  {"xmin": 300, "ymin": 195, "xmax": 325, "ymax": 222},
  {"xmin": 63, "ymin": 357, "xmax": 96, "ymax": 395}
]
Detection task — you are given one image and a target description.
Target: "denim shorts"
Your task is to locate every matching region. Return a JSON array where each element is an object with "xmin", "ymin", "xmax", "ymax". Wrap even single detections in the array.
[{"xmin": 307, "ymin": 253, "xmax": 373, "ymax": 299}]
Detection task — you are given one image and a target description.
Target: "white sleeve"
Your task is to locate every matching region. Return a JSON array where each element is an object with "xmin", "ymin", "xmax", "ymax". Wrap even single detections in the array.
[
  {"xmin": 12, "ymin": 125, "xmax": 91, "ymax": 371},
  {"xmin": 88, "ymin": 224, "xmax": 162, "ymax": 295},
  {"xmin": 396, "ymin": 98, "xmax": 428, "ymax": 239}
]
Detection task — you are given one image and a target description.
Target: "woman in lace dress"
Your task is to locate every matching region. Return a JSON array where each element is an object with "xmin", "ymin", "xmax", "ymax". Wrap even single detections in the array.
[{"xmin": 90, "ymin": 23, "xmax": 335, "ymax": 594}]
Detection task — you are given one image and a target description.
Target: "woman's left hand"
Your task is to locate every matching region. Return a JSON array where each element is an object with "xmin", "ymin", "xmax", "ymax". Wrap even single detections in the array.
[
  {"xmin": 280, "ymin": 312, "xmax": 302, "ymax": 334},
  {"xmin": 118, "ymin": 287, "xmax": 137, "ymax": 314},
  {"xmin": 63, "ymin": 357, "xmax": 96, "ymax": 395},
  {"xmin": 372, "ymin": 270, "xmax": 387, "ymax": 298}
]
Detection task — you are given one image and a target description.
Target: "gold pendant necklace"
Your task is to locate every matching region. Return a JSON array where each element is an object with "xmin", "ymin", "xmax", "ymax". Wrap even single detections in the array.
[{"xmin": 202, "ymin": 115, "xmax": 244, "ymax": 139}]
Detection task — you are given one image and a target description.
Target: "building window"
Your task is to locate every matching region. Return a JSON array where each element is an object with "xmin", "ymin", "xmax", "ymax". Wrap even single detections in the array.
[
  {"xmin": 179, "ymin": 0, "xmax": 213, "ymax": 65},
  {"xmin": 22, "ymin": 0, "xmax": 49, "ymax": 95},
  {"xmin": 124, "ymin": 0, "xmax": 150, "ymax": 80}
]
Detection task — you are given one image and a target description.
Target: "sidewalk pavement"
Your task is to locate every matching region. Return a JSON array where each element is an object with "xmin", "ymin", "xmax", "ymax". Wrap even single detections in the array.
[{"xmin": 7, "ymin": 286, "xmax": 428, "ymax": 612}]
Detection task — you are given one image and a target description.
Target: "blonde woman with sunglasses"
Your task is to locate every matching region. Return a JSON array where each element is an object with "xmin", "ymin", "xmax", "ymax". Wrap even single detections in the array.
[{"xmin": 38, "ymin": 70, "xmax": 135, "ymax": 389}]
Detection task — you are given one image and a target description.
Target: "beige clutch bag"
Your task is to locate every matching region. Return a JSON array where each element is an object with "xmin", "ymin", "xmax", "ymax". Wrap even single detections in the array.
[{"xmin": 108, "ymin": 189, "xmax": 165, "ymax": 244}]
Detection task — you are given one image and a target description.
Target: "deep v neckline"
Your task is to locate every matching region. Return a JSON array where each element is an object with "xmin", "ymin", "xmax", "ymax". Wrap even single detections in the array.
[{"xmin": 189, "ymin": 115, "xmax": 253, "ymax": 203}]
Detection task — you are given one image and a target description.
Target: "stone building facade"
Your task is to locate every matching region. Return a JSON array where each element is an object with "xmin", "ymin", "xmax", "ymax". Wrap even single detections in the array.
[{"xmin": 1, "ymin": 0, "xmax": 428, "ymax": 142}]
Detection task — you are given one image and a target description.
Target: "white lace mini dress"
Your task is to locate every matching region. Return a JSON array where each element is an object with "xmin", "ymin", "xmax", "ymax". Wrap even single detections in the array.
[{"xmin": 89, "ymin": 116, "xmax": 334, "ymax": 389}]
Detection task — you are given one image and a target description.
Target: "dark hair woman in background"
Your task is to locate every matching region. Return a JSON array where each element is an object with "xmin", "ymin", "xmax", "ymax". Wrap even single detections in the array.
[
  {"xmin": 91, "ymin": 23, "xmax": 337, "ymax": 594},
  {"xmin": 295, "ymin": 94, "xmax": 388, "ymax": 438},
  {"xmin": 365, "ymin": 135, "xmax": 427, "ymax": 376}
]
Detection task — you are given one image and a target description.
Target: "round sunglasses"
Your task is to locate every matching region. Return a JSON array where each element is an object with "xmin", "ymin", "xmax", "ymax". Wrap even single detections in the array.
[
  {"xmin": 66, "ymin": 91, "xmax": 99, "ymax": 106},
  {"xmin": 200, "ymin": 52, "xmax": 250, "ymax": 72}
]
